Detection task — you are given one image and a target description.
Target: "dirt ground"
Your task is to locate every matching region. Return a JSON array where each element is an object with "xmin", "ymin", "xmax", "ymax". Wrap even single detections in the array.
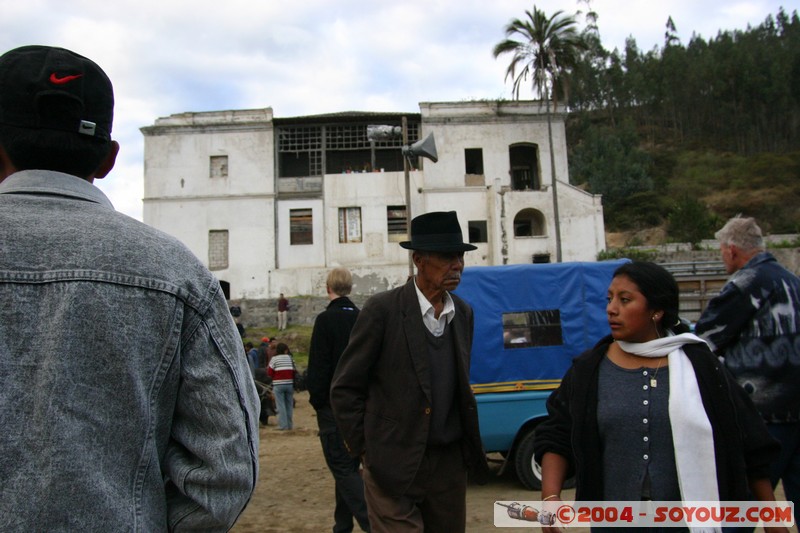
[
  {"xmin": 232, "ymin": 390, "xmax": 792, "ymax": 533},
  {"xmin": 231, "ymin": 390, "xmax": 574, "ymax": 533}
]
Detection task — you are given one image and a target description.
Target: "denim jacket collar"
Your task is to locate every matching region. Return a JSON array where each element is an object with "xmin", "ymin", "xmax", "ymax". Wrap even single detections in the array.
[{"xmin": 0, "ymin": 170, "xmax": 114, "ymax": 210}]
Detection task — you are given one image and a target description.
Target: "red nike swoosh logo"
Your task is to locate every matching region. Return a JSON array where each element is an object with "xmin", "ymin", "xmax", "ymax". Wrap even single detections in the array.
[{"xmin": 49, "ymin": 73, "xmax": 83, "ymax": 85}]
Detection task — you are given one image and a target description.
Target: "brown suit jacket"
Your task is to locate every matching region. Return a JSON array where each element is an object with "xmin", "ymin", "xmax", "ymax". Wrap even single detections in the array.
[{"xmin": 330, "ymin": 278, "xmax": 490, "ymax": 498}]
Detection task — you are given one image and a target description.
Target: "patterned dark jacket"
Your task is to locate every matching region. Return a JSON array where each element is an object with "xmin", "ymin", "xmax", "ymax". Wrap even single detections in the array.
[{"xmin": 695, "ymin": 252, "xmax": 800, "ymax": 422}]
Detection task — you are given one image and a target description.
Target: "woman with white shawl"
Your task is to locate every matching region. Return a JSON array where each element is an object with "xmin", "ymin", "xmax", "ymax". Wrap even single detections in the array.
[{"xmin": 535, "ymin": 262, "xmax": 784, "ymax": 532}]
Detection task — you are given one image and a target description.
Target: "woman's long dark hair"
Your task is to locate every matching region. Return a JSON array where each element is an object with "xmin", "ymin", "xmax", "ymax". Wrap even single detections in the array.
[{"xmin": 613, "ymin": 261, "xmax": 690, "ymax": 334}]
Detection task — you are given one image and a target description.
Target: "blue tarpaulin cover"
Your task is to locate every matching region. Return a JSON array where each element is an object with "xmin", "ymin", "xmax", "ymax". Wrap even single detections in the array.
[{"xmin": 454, "ymin": 260, "xmax": 629, "ymax": 392}]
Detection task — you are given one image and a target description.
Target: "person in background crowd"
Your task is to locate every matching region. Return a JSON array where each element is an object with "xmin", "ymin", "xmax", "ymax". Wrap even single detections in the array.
[
  {"xmin": 331, "ymin": 211, "xmax": 490, "ymax": 533},
  {"xmin": 245, "ymin": 341, "xmax": 258, "ymax": 377},
  {"xmin": 254, "ymin": 337, "xmax": 270, "ymax": 382},
  {"xmin": 695, "ymin": 216, "xmax": 800, "ymax": 525},
  {"xmin": 308, "ymin": 268, "xmax": 370, "ymax": 533},
  {"xmin": 535, "ymin": 261, "xmax": 782, "ymax": 532},
  {"xmin": 278, "ymin": 293, "xmax": 290, "ymax": 331},
  {"xmin": 268, "ymin": 342, "xmax": 296, "ymax": 430},
  {"xmin": 230, "ymin": 305, "xmax": 245, "ymax": 338},
  {"xmin": 0, "ymin": 45, "xmax": 259, "ymax": 531},
  {"xmin": 267, "ymin": 337, "xmax": 279, "ymax": 366}
]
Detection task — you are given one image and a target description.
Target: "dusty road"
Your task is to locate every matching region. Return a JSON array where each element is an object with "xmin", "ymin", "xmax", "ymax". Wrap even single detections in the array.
[
  {"xmin": 232, "ymin": 390, "xmax": 790, "ymax": 532},
  {"xmin": 231, "ymin": 390, "xmax": 576, "ymax": 532}
]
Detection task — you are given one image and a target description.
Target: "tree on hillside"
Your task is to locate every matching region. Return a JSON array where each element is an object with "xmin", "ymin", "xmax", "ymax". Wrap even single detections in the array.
[
  {"xmin": 667, "ymin": 196, "xmax": 719, "ymax": 248},
  {"xmin": 570, "ymin": 0, "xmax": 615, "ymax": 117},
  {"xmin": 562, "ymin": 7, "xmax": 800, "ymax": 238},
  {"xmin": 569, "ymin": 120, "xmax": 653, "ymax": 207},
  {"xmin": 493, "ymin": 6, "xmax": 586, "ymax": 262},
  {"xmin": 664, "ymin": 16, "xmax": 680, "ymax": 47},
  {"xmin": 566, "ymin": 7, "xmax": 800, "ymax": 154}
]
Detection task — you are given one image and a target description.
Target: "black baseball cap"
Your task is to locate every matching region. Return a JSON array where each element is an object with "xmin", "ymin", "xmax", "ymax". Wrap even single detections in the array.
[{"xmin": 0, "ymin": 45, "xmax": 113, "ymax": 141}]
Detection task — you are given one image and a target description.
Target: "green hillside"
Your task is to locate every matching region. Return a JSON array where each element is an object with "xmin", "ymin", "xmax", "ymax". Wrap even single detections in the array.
[{"xmin": 560, "ymin": 6, "xmax": 800, "ymax": 246}]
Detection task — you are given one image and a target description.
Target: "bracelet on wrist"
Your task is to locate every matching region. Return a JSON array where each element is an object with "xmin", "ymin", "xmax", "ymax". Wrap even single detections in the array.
[{"xmin": 542, "ymin": 494, "xmax": 559, "ymax": 501}]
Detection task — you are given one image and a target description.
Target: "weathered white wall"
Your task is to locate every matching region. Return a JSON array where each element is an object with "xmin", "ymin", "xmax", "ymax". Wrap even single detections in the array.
[
  {"xmin": 276, "ymin": 198, "xmax": 325, "ymax": 272},
  {"xmin": 557, "ymin": 182, "xmax": 606, "ymax": 263},
  {"xmin": 143, "ymin": 197, "xmax": 275, "ymax": 299},
  {"xmin": 420, "ymin": 187, "xmax": 490, "ymax": 267},
  {"xmin": 419, "ymin": 101, "xmax": 600, "ymax": 266},
  {"xmin": 420, "ymin": 101, "xmax": 569, "ymax": 193},
  {"xmin": 143, "ymin": 109, "xmax": 274, "ymax": 199},
  {"xmin": 142, "ymin": 101, "xmax": 605, "ymax": 299},
  {"xmin": 323, "ymin": 170, "xmax": 411, "ymax": 267},
  {"xmin": 142, "ymin": 109, "xmax": 277, "ymax": 298}
]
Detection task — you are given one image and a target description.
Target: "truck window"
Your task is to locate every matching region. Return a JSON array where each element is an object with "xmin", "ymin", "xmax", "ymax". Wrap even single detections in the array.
[{"xmin": 502, "ymin": 310, "xmax": 563, "ymax": 349}]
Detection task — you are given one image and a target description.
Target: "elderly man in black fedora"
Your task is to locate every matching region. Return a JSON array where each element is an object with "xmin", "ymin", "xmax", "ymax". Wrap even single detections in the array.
[{"xmin": 331, "ymin": 211, "xmax": 489, "ymax": 533}]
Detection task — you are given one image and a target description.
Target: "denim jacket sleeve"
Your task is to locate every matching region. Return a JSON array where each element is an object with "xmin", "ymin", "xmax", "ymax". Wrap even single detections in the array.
[{"xmin": 164, "ymin": 287, "xmax": 260, "ymax": 531}]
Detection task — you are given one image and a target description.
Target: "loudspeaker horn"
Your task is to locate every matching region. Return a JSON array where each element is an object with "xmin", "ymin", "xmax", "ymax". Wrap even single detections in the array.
[{"xmin": 402, "ymin": 133, "xmax": 438, "ymax": 163}]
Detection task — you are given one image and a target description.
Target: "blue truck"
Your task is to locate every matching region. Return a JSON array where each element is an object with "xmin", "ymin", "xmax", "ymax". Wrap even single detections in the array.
[{"xmin": 454, "ymin": 259, "xmax": 628, "ymax": 489}]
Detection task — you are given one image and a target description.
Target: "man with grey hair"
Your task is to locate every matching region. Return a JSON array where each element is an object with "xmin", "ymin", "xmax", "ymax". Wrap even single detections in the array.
[
  {"xmin": 695, "ymin": 215, "xmax": 800, "ymax": 520},
  {"xmin": 331, "ymin": 211, "xmax": 489, "ymax": 533}
]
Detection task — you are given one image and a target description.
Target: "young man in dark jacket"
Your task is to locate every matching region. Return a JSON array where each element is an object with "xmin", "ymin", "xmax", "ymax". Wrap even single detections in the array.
[{"xmin": 307, "ymin": 268, "xmax": 370, "ymax": 532}]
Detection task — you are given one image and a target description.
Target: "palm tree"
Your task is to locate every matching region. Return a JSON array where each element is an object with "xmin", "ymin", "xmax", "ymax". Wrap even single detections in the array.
[{"xmin": 493, "ymin": 7, "xmax": 586, "ymax": 262}]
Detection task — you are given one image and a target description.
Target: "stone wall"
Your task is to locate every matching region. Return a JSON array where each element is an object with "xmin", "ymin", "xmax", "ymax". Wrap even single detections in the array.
[
  {"xmin": 230, "ymin": 294, "xmax": 371, "ymax": 330},
  {"xmin": 638, "ymin": 245, "xmax": 800, "ymax": 275}
]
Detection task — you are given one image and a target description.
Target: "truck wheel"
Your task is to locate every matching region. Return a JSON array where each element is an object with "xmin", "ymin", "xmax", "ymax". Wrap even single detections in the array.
[
  {"xmin": 514, "ymin": 429, "xmax": 575, "ymax": 491},
  {"xmin": 514, "ymin": 430, "xmax": 543, "ymax": 490}
]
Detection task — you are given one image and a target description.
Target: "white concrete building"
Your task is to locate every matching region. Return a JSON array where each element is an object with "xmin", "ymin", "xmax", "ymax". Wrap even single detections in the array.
[{"xmin": 141, "ymin": 100, "xmax": 605, "ymax": 299}]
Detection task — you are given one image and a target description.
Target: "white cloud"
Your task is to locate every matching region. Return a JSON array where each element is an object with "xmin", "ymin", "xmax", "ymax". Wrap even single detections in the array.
[{"xmin": 0, "ymin": 0, "xmax": 789, "ymax": 220}]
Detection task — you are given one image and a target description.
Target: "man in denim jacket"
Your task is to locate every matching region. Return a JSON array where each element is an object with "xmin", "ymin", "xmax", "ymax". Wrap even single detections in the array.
[{"xmin": 0, "ymin": 46, "xmax": 259, "ymax": 531}]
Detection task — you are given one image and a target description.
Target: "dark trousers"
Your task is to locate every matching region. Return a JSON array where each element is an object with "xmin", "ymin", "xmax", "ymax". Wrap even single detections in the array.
[
  {"xmin": 768, "ymin": 422, "xmax": 800, "ymax": 525},
  {"xmin": 362, "ymin": 441, "xmax": 467, "ymax": 533},
  {"xmin": 316, "ymin": 406, "xmax": 371, "ymax": 533},
  {"xmin": 722, "ymin": 422, "xmax": 800, "ymax": 533}
]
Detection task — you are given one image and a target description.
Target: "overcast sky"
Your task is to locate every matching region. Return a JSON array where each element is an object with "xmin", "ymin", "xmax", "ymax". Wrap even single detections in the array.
[{"xmin": 0, "ymin": 0, "xmax": 790, "ymax": 220}]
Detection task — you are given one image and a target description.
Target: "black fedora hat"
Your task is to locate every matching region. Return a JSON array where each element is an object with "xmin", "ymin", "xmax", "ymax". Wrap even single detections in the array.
[{"xmin": 400, "ymin": 211, "xmax": 477, "ymax": 252}]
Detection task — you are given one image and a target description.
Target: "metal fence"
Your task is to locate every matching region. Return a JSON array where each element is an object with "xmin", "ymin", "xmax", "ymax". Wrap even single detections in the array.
[{"xmin": 661, "ymin": 261, "xmax": 728, "ymax": 323}]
